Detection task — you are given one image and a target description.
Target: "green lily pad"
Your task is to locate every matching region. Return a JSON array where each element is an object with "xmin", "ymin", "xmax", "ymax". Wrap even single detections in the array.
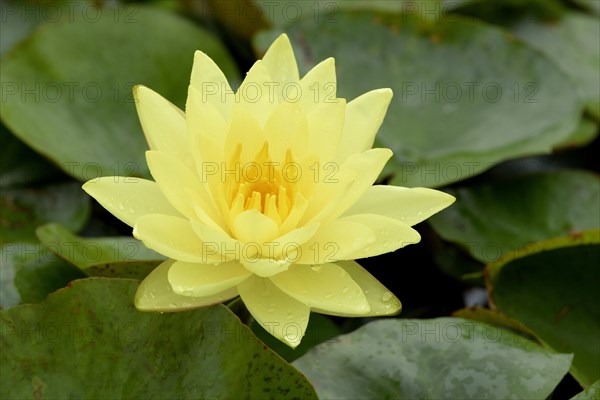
[
  {"xmin": 36, "ymin": 223, "xmax": 164, "ymax": 279},
  {"xmin": 452, "ymin": 307, "xmax": 536, "ymax": 338},
  {"xmin": 571, "ymin": 380, "xmax": 600, "ymax": 400},
  {"xmin": 572, "ymin": 0, "xmax": 600, "ymax": 16},
  {"xmin": 429, "ymin": 170, "xmax": 600, "ymax": 263},
  {"xmin": 0, "ymin": 278, "xmax": 318, "ymax": 399},
  {"xmin": 0, "ymin": 6, "xmax": 238, "ymax": 181},
  {"xmin": 556, "ymin": 117, "xmax": 598, "ymax": 149},
  {"xmin": 486, "ymin": 230, "xmax": 600, "ymax": 387},
  {"xmin": 0, "ymin": 0, "xmax": 100, "ymax": 57},
  {"xmin": 0, "ymin": 242, "xmax": 85, "ymax": 308},
  {"xmin": 256, "ymin": 11, "xmax": 580, "ymax": 187},
  {"xmin": 293, "ymin": 317, "xmax": 572, "ymax": 399},
  {"xmin": 0, "ymin": 182, "xmax": 90, "ymax": 244},
  {"xmin": 513, "ymin": 12, "xmax": 600, "ymax": 120},
  {"xmin": 0, "ymin": 122, "xmax": 62, "ymax": 188}
]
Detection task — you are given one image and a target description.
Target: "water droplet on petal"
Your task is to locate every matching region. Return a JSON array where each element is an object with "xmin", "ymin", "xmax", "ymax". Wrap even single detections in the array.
[
  {"xmin": 311, "ymin": 265, "xmax": 322, "ymax": 272},
  {"xmin": 342, "ymin": 287, "xmax": 349, "ymax": 294},
  {"xmin": 324, "ymin": 292, "xmax": 333, "ymax": 299},
  {"xmin": 117, "ymin": 202, "xmax": 125, "ymax": 211},
  {"xmin": 382, "ymin": 291, "xmax": 393, "ymax": 302}
]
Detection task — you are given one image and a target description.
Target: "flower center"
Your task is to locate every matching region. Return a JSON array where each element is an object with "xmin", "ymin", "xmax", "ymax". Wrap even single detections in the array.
[{"xmin": 224, "ymin": 142, "xmax": 296, "ymax": 225}]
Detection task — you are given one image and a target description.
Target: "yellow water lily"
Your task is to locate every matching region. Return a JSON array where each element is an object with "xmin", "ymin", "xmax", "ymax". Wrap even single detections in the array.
[{"xmin": 82, "ymin": 34, "xmax": 454, "ymax": 347}]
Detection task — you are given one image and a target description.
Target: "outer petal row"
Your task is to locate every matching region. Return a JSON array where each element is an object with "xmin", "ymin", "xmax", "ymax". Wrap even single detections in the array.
[
  {"xmin": 344, "ymin": 185, "xmax": 456, "ymax": 226},
  {"xmin": 135, "ymin": 258, "xmax": 400, "ymax": 346},
  {"xmin": 82, "ymin": 177, "xmax": 181, "ymax": 228},
  {"xmin": 135, "ymin": 260, "xmax": 238, "ymax": 312}
]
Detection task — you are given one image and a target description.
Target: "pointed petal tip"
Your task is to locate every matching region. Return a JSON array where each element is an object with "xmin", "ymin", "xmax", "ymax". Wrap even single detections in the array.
[{"xmin": 378, "ymin": 88, "xmax": 393, "ymax": 99}]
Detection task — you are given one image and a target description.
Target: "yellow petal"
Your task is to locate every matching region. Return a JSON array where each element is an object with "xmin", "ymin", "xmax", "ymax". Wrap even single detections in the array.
[
  {"xmin": 299, "ymin": 57, "xmax": 337, "ymax": 112},
  {"xmin": 270, "ymin": 263, "xmax": 370, "ymax": 314},
  {"xmin": 295, "ymin": 220, "xmax": 375, "ymax": 264},
  {"xmin": 225, "ymin": 106, "xmax": 265, "ymax": 164},
  {"xmin": 333, "ymin": 214, "xmax": 421, "ymax": 259},
  {"xmin": 304, "ymin": 148, "xmax": 393, "ymax": 224},
  {"xmin": 279, "ymin": 193, "xmax": 308, "ymax": 234},
  {"xmin": 186, "ymin": 85, "xmax": 228, "ymax": 161},
  {"xmin": 232, "ymin": 209, "xmax": 279, "ymax": 244},
  {"xmin": 240, "ymin": 257, "xmax": 293, "ymax": 278},
  {"xmin": 324, "ymin": 148, "xmax": 393, "ymax": 222},
  {"xmin": 307, "ymin": 99, "xmax": 346, "ymax": 162},
  {"xmin": 238, "ymin": 276, "xmax": 309, "ymax": 348},
  {"xmin": 82, "ymin": 177, "xmax": 181, "ymax": 228},
  {"xmin": 312, "ymin": 260, "xmax": 401, "ymax": 317},
  {"xmin": 168, "ymin": 260, "xmax": 251, "ymax": 297},
  {"xmin": 146, "ymin": 150, "xmax": 218, "ymax": 224},
  {"xmin": 344, "ymin": 185, "xmax": 456, "ymax": 226},
  {"xmin": 336, "ymin": 89, "xmax": 393, "ymax": 163},
  {"xmin": 261, "ymin": 33, "xmax": 299, "ymax": 85},
  {"xmin": 133, "ymin": 214, "xmax": 222, "ymax": 264},
  {"xmin": 190, "ymin": 50, "xmax": 233, "ymax": 117},
  {"xmin": 133, "ymin": 85, "xmax": 191, "ymax": 166},
  {"xmin": 236, "ymin": 60, "xmax": 275, "ymax": 126},
  {"xmin": 190, "ymin": 220, "xmax": 252, "ymax": 260},
  {"xmin": 271, "ymin": 223, "xmax": 320, "ymax": 260},
  {"xmin": 135, "ymin": 259, "xmax": 238, "ymax": 312}
]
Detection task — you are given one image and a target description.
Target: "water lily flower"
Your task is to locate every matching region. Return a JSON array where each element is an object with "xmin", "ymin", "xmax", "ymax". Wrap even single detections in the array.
[{"xmin": 82, "ymin": 34, "xmax": 454, "ymax": 347}]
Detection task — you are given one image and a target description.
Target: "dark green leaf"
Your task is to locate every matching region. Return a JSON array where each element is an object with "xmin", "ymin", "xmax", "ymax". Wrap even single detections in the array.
[
  {"xmin": 0, "ymin": 6, "xmax": 239, "ymax": 181},
  {"xmin": 513, "ymin": 12, "xmax": 600, "ymax": 120},
  {"xmin": 0, "ymin": 278, "xmax": 317, "ymax": 399},
  {"xmin": 36, "ymin": 223, "xmax": 163, "ymax": 279},
  {"xmin": 429, "ymin": 170, "xmax": 600, "ymax": 263},
  {"xmin": 0, "ymin": 242, "xmax": 85, "ymax": 308},
  {"xmin": 0, "ymin": 121, "xmax": 63, "ymax": 188},
  {"xmin": 293, "ymin": 317, "xmax": 572, "ymax": 399},
  {"xmin": 486, "ymin": 230, "xmax": 600, "ymax": 387},
  {"xmin": 0, "ymin": 182, "xmax": 90, "ymax": 244}
]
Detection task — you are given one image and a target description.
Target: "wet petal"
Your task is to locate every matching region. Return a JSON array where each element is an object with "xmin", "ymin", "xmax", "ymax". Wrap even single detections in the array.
[
  {"xmin": 344, "ymin": 185, "xmax": 456, "ymax": 226},
  {"xmin": 241, "ymin": 257, "xmax": 293, "ymax": 278},
  {"xmin": 238, "ymin": 275, "xmax": 309, "ymax": 348},
  {"xmin": 168, "ymin": 260, "xmax": 251, "ymax": 297},
  {"xmin": 333, "ymin": 214, "xmax": 421, "ymax": 259},
  {"xmin": 270, "ymin": 263, "xmax": 370, "ymax": 314},
  {"xmin": 333, "ymin": 260, "xmax": 401, "ymax": 316},
  {"xmin": 82, "ymin": 177, "xmax": 180, "ymax": 228},
  {"xmin": 295, "ymin": 219, "xmax": 375, "ymax": 264},
  {"xmin": 133, "ymin": 214, "xmax": 222, "ymax": 264},
  {"xmin": 135, "ymin": 260, "xmax": 238, "ymax": 311}
]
